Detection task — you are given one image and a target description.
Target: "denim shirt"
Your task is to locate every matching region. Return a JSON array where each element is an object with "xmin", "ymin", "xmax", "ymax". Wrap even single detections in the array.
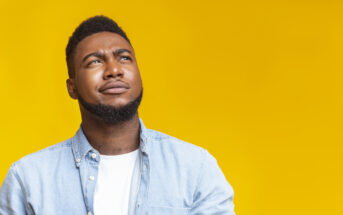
[{"xmin": 0, "ymin": 119, "xmax": 235, "ymax": 215}]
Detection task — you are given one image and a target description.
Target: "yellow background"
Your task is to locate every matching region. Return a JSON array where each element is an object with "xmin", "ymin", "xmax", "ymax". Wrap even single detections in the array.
[{"xmin": 1, "ymin": 0, "xmax": 342, "ymax": 214}]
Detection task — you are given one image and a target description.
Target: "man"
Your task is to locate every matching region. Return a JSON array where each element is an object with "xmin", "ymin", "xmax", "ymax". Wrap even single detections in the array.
[{"xmin": 0, "ymin": 16, "xmax": 235, "ymax": 215}]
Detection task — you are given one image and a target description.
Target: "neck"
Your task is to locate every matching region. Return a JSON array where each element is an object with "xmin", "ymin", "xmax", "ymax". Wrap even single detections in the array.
[{"xmin": 80, "ymin": 111, "xmax": 140, "ymax": 155}]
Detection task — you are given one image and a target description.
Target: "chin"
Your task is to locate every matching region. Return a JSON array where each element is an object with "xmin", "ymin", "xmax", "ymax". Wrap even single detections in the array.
[{"xmin": 106, "ymin": 101, "xmax": 130, "ymax": 108}]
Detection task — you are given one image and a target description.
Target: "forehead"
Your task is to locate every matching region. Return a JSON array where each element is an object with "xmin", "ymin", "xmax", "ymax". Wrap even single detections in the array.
[{"xmin": 74, "ymin": 31, "xmax": 133, "ymax": 58}]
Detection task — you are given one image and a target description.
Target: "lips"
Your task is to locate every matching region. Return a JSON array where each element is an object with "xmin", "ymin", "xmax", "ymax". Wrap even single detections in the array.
[{"xmin": 99, "ymin": 81, "xmax": 129, "ymax": 94}]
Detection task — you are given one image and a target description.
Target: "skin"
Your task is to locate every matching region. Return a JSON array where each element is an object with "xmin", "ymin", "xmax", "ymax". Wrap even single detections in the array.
[{"xmin": 66, "ymin": 32, "xmax": 143, "ymax": 155}]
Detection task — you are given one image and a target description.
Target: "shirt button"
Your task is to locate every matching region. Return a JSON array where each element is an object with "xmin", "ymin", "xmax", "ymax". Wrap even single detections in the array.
[
  {"xmin": 89, "ymin": 176, "xmax": 95, "ymax": 181},
  {"xmin": 76, "ymin": 158, "xmax": 81, "ymax": 163},
  {"xmin": 91, "ymin": 153, "xmax": 97, "ymax": 159},
  {"xmin": 88, "ymin": 212, "xmax": 92, "ymax": 215}
]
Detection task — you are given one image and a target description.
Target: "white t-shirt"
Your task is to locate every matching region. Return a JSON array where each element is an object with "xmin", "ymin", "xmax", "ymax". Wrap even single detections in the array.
[{"xmin": 94, "ymin": 149, "xmax": 139, "ymax": 215}]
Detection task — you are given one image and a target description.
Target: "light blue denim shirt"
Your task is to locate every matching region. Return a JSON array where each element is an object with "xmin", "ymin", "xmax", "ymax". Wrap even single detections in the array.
[{"xmin": 0, "ymin": 119, "xmax": 235, "ymax": 215}]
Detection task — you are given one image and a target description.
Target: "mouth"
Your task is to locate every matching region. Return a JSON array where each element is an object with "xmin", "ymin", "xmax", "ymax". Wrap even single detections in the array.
[{"xmin": 99, "ymin": 81, "xmax": 130, "ymax": 94}]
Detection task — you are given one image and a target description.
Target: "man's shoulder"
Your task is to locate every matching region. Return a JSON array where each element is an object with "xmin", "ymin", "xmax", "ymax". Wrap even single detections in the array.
[
  {"xmin": 11, "ymin": 138, "xmax": 73, "ymax": 172},
  {"xmin": 145, "ymin": 128, "xmax": 209, "ymax": 162},
  {"xmin": 147, "ymin": 128, "xmax": 204, "ymax": 149}
]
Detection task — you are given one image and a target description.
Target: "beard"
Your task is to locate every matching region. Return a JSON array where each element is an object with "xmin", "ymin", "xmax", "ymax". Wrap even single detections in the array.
[{"xmin": 78, "ymin": 88, "xmax": 143, "ymax": 125}]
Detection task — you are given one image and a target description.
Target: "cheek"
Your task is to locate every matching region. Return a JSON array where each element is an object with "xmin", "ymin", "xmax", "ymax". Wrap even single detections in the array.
[
  {"xmin": 125, "ymin": 66, "xmax": 142, "ymax": 85},
  {"xmin": 76, "ymin": 70, "xmax": 103, "ymax": 97}
]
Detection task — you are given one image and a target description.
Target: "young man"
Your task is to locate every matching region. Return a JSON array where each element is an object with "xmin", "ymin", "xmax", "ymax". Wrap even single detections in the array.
[{"xmin": 0, "ymin": 16, "xmax": 235, "ymax": 215}]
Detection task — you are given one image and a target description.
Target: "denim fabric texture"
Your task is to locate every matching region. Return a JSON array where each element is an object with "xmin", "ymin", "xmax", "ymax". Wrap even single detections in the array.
[{"xmin": 0, "ymin": 119, "xmax": 235, "ymax": 215}]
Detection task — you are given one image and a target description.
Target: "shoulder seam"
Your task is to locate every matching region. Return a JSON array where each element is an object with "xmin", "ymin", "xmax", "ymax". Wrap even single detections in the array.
[
  {"xmin": 191, "ymin": 149, "xmax": 208, "ymax": 208},
  {"xmin": 10, "ymin": 164, "xmax": 33, "ymax": 214},
  {"xmin": 23, "ymin": 141, "xmax": 72, "ymax": 157}
]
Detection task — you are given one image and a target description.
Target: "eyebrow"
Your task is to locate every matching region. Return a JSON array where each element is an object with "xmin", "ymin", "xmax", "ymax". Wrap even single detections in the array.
[
  {"xmin": 82, "ymin": 49, "xmax": 132, "ymax": 63},
  {"xmin": 114, "ymin": 49, "xmax": 132, "ymax": 55},
  {"xmin": 82, "ymin": 52, "xmax": 105, "ymax": 63}
]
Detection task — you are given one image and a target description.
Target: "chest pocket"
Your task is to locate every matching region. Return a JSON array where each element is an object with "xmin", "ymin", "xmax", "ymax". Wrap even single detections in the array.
[{"xmin": 148, "ymin": 206, "xmax": 190, "ymax": 215}]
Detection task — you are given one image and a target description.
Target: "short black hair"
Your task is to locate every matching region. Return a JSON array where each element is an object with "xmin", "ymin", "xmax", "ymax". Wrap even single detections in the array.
[{"xmin": 66, "ymin": 15, "xmax": 131, "ymax": 78}]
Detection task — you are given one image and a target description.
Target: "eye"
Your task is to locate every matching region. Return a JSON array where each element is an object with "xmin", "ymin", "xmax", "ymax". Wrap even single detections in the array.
[
  {"xmin": 87, "ymin": 59, "xmax": 101, "ymax": 66},
  {"xmin": 120, "ymin": 56, "xmax": 132, "ymax": 61}
]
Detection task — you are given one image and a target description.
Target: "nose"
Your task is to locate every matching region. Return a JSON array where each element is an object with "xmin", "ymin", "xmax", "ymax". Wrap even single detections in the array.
[{"xmin": 103, "ymin": 59, "xmax": 123, "ymax": 79}]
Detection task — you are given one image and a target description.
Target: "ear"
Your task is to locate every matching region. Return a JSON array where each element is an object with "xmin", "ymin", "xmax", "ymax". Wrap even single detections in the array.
[{"xmin": 66, "ymin": 78, "xmax": 78, "ymax": 99}]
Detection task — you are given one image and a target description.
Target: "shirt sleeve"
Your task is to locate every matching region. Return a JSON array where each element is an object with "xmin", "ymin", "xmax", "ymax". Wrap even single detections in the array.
[
  {"xmin": 0, "ymin": 164, "xmax": 28, "ymax": 215},
  {"xmin": 190, "ymin": 150, "xmax": 236, "ymax": 215}
]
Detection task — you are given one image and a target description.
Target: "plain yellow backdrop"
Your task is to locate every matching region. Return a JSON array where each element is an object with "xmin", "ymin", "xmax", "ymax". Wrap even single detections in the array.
[{"xmin": 1, "ymin": 0, "xmax": 343, "ymax": 214}]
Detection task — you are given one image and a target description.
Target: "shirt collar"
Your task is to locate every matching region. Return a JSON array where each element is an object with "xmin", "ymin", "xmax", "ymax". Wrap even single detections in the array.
[
  {"xmin": 71, "ymin": 118, "xmax": 149, "ymax": 167},
  {"xmin": 138, "ymin": 118, "xmax": 149, "ymax": 153}
]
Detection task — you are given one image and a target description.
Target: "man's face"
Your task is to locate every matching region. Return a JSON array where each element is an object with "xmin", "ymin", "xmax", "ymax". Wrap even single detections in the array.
[{"xmin": 68, "ymin": 31, "xmax": 142, "ymax": 109}]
